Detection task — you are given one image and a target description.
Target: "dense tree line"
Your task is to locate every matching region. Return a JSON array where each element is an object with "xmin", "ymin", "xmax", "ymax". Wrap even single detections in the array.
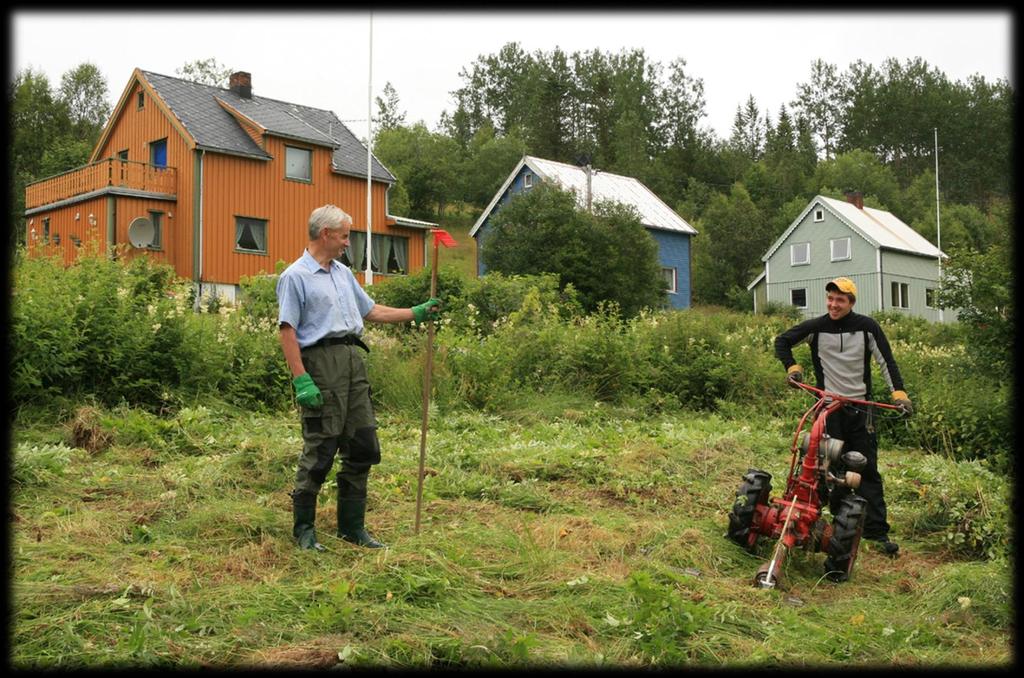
[
  {"xmin": 10, "ymin": 49, "xmax": 1012, "ymax": 311},
  {"xmin": 372, "ymin": 44, "xmax": 1011, "ymax": 308}
]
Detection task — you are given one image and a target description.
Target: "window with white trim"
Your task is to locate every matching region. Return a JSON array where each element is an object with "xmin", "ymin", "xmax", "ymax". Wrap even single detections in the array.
[
  {"xmin": 790, "ymin": 242, "xmax": 810, "ymax": 266},
  {"xmin": 891, "ymin": 281, "xmax": 909, "ymax": 309},
  {"xmin": 285, "ymin": 146, "xmax": 312, "ymax": 182},
  {"xmin": 523, "ymin": 173, "xmax": 533, "ymax": 189},
  {"xmin": 338, "ymin": 233, "xmax": 409, "ymax": 274},
  {"xmin": 662, "ymin": 267, "xmax": 677, "ymax": 294},
  {"xmin": 925, "ymin": 288, "xmax": 937, "ymax": 308},
  {"xmin": 791, "ymin": 288, "xmax": 807, "ymax": 308},
  {"xmin": 830, "ymin": 236, "xmax": 851, "ymax": 261},
  {"xmin": 814, "ymin": 208, "xmax": 824, "ymax": 222}
]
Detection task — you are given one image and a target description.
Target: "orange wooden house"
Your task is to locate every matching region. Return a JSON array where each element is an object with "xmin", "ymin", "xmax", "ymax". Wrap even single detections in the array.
[{"xmin": 24, "ymin": 69, "xmax": 434, "ymax": 302}]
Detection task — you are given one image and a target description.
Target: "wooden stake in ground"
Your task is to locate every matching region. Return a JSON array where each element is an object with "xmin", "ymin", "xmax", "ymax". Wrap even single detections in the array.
[{"xmin": 415, "ymin": 228, "xmax": 456, "ymax": 534}]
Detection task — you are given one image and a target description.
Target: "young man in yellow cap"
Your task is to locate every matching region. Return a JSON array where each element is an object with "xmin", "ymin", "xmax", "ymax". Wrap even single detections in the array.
[{"xmin": 774, "ymin": 277, "xmax": 913, "ymax": 564}]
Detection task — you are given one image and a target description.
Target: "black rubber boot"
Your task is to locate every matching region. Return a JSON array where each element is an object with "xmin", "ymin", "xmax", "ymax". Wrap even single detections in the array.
[
  {"xmin": 337, "ymin": 497, "xmax": 386, "ymax": 548},
  {"xmin": 872, "ymin": 536, "xmax": 900, "ymax": 557},
  {"xmin": 291, "ymin": 491, "xmax": 325, "ymax": 552}
]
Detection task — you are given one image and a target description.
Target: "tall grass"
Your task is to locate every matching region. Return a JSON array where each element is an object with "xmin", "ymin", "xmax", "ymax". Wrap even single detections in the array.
[
  {"xmin": 10, "ymin": 400, "xmax": 1011, "ymax": 667},
  {"xmin": 11, "ymin": 245, "xmax": 1010, "ymax": 471}
]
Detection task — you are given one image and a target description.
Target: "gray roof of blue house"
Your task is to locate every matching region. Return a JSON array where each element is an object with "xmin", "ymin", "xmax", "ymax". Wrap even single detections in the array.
[
  {"xmin": 141, "ymin": 70, "xmax": 394, "ymax": 183},
  {"xmin": 469, "ymin": 155, "xmax": 697, "ymax": 237}
]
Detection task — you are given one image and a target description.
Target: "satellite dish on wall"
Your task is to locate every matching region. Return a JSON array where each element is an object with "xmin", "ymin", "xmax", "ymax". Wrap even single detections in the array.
[{"xmin": 127, "ymin": 217, "xmax": 154, "ymax": 248}]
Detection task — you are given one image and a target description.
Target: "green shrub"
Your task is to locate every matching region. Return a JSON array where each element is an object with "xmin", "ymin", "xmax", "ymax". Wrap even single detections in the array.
[
  {"xmin": 888, "ymin": 453, "xmax": 1011, "ymax": 560},
  {"xmin": 625, "ymin": 570, "xmax": 711, "ymax": 664},
  {"xmin": 237, "ymin": 269, "xmax": 284, "ymax": 323},
  {"xmin": 877, "ymin": 338, "xmax": 1011, "ymax": 472},
  {"xmin": 11, "ymin": 248, "xmax": 290, "ymax": 414}
]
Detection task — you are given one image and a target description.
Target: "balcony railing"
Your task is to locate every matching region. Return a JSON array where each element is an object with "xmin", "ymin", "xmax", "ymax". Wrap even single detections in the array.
[{"xmin": 25, "ymin": 158, "xmax": 177, "ymax": 210}]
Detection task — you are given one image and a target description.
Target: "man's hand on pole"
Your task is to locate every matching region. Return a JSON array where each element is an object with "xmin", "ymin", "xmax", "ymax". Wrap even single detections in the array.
[{"xmin": 412, "ymin": 298, "xmax": 443, "ymax": 324}]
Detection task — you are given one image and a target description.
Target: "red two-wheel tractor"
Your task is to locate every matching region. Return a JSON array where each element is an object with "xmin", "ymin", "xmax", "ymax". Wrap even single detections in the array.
[{"xmin": 726, "ymin": 381, "xmax": 900, "ymax": 588}]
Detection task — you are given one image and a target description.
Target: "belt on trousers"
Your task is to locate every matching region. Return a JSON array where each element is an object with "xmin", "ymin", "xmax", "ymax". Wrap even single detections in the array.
[{"xmin": 302, "ymin": 334, "xmax": 370, "ymax": 353}]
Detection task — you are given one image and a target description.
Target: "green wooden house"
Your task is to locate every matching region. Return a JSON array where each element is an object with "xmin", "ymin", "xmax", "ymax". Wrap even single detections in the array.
[{"xmin": 748, "ymin": 192, "xmax": 954, "ymax": 322}]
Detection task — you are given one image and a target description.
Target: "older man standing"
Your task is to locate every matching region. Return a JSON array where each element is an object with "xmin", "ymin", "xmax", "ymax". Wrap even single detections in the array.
[
  {"xmin": 774, "ymin": 277, "xmax": 913, "ymax": 563},
  {"xmin": 277, "ymin": 204, "xmax": 441, "ymax": 551}
]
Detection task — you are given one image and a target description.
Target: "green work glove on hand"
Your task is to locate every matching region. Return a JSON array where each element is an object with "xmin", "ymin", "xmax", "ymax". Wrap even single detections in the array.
[
  {"xmin": 786, "ymin": 364, "xmax": 804, "ymax": 388},
  {"xmin": 412, "ymin": 297, "xmax": 443, "ymax": 324},
  {"xmin": 892, "ymin": 390, "xmax": 913, "ymax": 416},
  {"xmin": 293, "ymin": 373, "xmax": 323, "ymax": 408}
]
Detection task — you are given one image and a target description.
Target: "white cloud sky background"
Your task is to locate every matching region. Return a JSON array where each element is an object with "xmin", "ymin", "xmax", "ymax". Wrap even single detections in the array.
[{"xmin": 11, "ymin": 10, "xmax": 1013, "ymax": 144}]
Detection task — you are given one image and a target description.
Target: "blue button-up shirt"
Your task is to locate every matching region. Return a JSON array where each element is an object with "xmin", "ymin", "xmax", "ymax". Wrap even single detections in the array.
[{"xmin": 276, "ymin": 250, "xmax": 376, "ymax": 348}]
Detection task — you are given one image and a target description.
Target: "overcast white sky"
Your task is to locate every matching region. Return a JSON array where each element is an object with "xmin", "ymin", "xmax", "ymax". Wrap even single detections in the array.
[{"xmin": 11, "ymin": 10, "xmax": 1014, "ymax": 144}]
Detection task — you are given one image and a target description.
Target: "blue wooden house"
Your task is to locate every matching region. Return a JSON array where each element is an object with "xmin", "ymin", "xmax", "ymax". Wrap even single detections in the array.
[{"xmin": 468, "ymin": 155, "xmax": 698, "ymax": 309}]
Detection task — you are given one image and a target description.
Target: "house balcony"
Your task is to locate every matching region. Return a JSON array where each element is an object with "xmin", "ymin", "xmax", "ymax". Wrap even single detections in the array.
[{"xmin": 25, "ymin": 158, "xmax": 177, "ymax": 212}]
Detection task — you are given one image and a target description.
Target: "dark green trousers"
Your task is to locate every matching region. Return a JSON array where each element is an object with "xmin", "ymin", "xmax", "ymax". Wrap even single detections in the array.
[{"xmin": 293, "ymin": 342, "xmax": 380, "ymax": 498}]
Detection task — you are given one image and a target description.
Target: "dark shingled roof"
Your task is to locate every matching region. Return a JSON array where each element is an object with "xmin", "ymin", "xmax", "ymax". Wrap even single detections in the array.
[{"xmin": 141, "ymin": 70, "xmax": 394, "ymax": 183}]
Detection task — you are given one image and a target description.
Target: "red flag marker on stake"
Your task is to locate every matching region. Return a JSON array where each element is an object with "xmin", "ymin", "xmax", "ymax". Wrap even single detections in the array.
[{"xmin": 415, "ymin": 229, "xmax": 457, "ymax": 534}]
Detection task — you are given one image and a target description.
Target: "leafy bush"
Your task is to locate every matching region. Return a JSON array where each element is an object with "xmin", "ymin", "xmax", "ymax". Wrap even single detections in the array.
[
  {"xmin": 480, "ymin": 182, "xmax": 667, "ymax": 316},
  {"xmin": 237, "ymin": 269, "xmax": 284, "ymax": 323},
  {"xmin": 11, "ymin": 248, "xmax": 290, "ymax": 414},
  {"xmin": 371, "ymin": 267, "xmax": 580, "ymax": 337},
  {"xmin": 368, "ymin": 265, "xmax": 468, "ymax": 317},
  {"xmin": 11, "ymin": 247, "xmax": 1008, "ymax": 468},
  {"xmin": 888, "ymin": 454, "xmax": 1011, "ymax": 561},
  {"xmin": 625, "ymin": 570, "xmax": 710, "ymax": 664},
  {"xmin": 878, "ymin": 337, "xmax": 1011, "ymax": 473}
]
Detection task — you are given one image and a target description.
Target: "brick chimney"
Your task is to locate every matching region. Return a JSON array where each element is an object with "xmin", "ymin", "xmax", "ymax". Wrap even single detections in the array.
[
  {"xmin": 844, "ymin": 190, "xmax": 864, "ymax": 210},
  {"xmin": 229, "ymin": 71, "xmax": 252, "ymax": 99}
]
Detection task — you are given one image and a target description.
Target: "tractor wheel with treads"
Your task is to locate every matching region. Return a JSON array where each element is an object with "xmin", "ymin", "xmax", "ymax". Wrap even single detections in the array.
[
  {"xmin": 823, "ymin": 494, "xmax": 868, "ymax": 582},
  {"xmin": 726, "ymin": 469, "xmax": 772, "ymax": 552}
]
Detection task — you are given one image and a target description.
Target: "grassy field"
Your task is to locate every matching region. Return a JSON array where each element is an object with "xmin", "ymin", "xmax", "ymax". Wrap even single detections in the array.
[
  {"xmin": 432, "ymin": 208, "xmax": 478, "ymax": 279},
  {"xmin": 10, "ymin": 395, "xmax": 1011, "ymax": 668}
]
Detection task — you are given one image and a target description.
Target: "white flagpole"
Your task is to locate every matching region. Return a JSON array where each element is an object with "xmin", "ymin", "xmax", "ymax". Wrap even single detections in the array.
[
  {"xmin": 365, "ymin": 12, "xmax": 374, "ymax": 286},
  {"xmin": 934, "ymin": 127, "xmax": 943, "ymax": 322}
]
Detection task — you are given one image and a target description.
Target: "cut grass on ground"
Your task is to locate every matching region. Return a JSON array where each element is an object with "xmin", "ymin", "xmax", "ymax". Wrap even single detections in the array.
[{"xmin": 10, "ymin": 401, "xmax": 1012, "ymax": 668}]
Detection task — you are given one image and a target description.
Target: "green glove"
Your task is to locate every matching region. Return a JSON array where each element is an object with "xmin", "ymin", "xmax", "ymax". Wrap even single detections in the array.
[
  {"xmin": 292, "ymin": 373, "xmax": 323, "ymax": 408},
  {"xmin": 412, "ymin": 297, "xmax": 443, "ymax": 324}
]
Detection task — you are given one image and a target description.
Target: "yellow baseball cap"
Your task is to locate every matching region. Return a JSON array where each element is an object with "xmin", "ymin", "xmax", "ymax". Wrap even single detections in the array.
[{"xmin": 826, "ymin": 277, "xmax": 857, "ymax": 298}]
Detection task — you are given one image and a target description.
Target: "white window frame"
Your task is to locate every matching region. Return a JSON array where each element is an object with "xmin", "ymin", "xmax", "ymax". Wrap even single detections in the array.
[
  {"xmin": 791, "ymin": 288, "xmax": 808, "ymax": 308},
  {"xmin": 830, "ymin": 236, "xmax": 851, "ymax": 262},
  {"xmin": 790, "ymin": 242, "xmax": 810, "ymax": 266},
  {"xmin": 523, "ymin": 173, "xmax": 533, "ymax": 189},
  {"xmin": 285, "ymin": 146, "xmax": 312, "ymax": 182},
  {"xmin": 813, "ymin": 208, "xmax": 824, "ymax": 222},
  {"xmin": 662, "ymin": 267, "xmax": 677, "ymax": 294},
  {"xmin": 891, "ymin": 281, "xmax": 910, "ymax": 309},
  {"xmin": 925, "ymin": 287, "xmax": 937, "ymax": 308}
]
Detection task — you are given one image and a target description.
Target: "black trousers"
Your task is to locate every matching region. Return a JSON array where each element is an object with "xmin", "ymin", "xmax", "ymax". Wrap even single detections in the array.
[{"xmin": 826, "ymin": 404, "xmax": 890, "ymax": 539}]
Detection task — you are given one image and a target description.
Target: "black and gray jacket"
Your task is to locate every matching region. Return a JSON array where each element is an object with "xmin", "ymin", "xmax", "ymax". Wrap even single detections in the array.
[{"xmin": 774, "ymin": 311, "xmax": 905, "ymax": 398}]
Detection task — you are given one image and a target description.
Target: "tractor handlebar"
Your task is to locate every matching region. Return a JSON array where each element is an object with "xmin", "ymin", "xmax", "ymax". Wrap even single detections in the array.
[{"xmin": 792, "ymin": 380, "xmax": 902, "ymax": 411}]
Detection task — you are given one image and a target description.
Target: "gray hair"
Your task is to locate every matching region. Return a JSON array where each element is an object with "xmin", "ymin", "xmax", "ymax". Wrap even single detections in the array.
[{"xmin": 308, "ymin": 204, "xmax": 352, "ymax": 240}]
